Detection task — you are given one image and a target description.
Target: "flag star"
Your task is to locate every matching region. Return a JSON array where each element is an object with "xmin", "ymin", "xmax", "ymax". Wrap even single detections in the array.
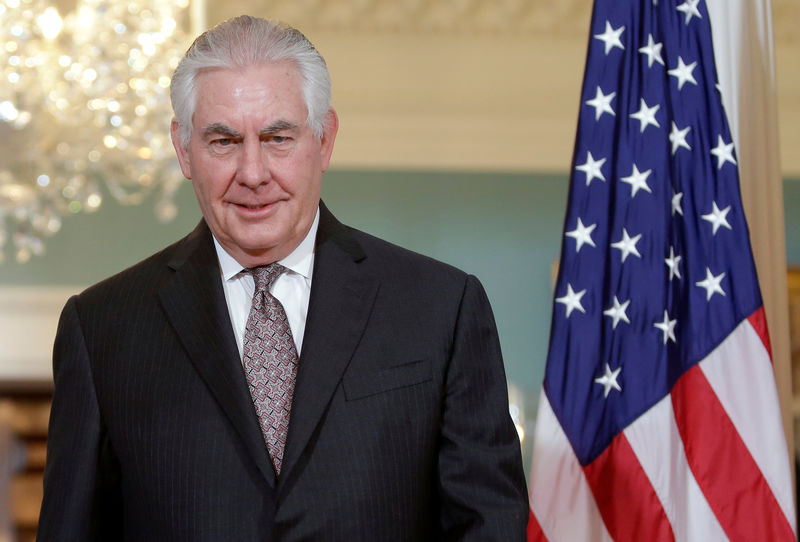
[
  {"xmin": 594, "ymin": 21, "xmax": 625, "ymax": 55},
  {"xmin": 696, "ymin": 267, "xmax": 726, "ymax": 301},
  {"xmin": 603, "ymin": 296, "xmax": 631, "ymax": 329},
  {"xmin": 556, "ymin": 283, "xmax": 587, "ymax": 318},
  {"xmin": 671, "ymin": 191, "xmax": 684, "ymax": 216},
  {"xmin": 611, "ymin": 228, "xmax": 642, "ymax": 262},
  {"xmin": 621, "ymin": 164, "xmax": 653, "ymax": 197},
  {"xmin": 677, "ymin": 0, "xmax": 702, "ymax": 25},
  {"xmin": 701, "ymin": 201, "xmax": 732, "ymax": 234},
  {"xmin": 669, "ymin": 122, "xmax": 692, "ymax": 154},
  {"xmin": 653, "ymin": 310, "xmax": 677, "ymax": 344},
  {"xmin": 595, "ymin": 363, "xmax": 622, "ymax": 398},
  {"xmin": 565, "ymin": 218, "xmax": 597, "ymax": 253},
  {"xmin": 638, "ymin": 34, "xmax": 664, "ymax": 68},
  {"xmin": 575, "ymin": 151, "xmax": 607, "ymax": 186},
  {"xmin": 665, "ymin": 246, "xmax": 682, "ymax": 280},
  {"xmin": 586, "ymin": 86, "xmax": 616, "ymax": 121},
  {"xmin": 629, "ymin": 99, "xmax": 661, "ymax": 133},
  {"xmin": 668, "ymin": 56, "xmax": 698, "ymax": 90},
  {"xmin": 710, "ymin": 135, "xmax": 737, "ymax": 169}
]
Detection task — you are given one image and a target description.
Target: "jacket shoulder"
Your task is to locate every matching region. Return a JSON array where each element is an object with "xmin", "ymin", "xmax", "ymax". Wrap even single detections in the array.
[
  {"xmin": 338, "ymin": 227, "xmax": 478, "ymax": 308},
  {"xmin": 349, "ymin": 227, "xmax": 467, "ymax": 278}
]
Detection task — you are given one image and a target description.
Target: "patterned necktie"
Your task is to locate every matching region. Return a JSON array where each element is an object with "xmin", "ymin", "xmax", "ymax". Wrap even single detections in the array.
[{"xmin": 242, "ymin": 263, "xmax": 298, "ymax": 475}]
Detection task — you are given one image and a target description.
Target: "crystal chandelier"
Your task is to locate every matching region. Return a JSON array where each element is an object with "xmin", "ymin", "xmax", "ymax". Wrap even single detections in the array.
[{"xmin": 0, "ymin": 0, "xmax": 192, "ymax": 263}]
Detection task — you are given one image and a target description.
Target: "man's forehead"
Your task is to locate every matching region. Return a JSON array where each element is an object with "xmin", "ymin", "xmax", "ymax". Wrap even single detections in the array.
[
  {"xmin": 191, "ymin": 62, "xmax": 308, "ymax": 131},
  {"xmin": 194, "ymin": 60, "xmax": 300, "ymax": 87}
]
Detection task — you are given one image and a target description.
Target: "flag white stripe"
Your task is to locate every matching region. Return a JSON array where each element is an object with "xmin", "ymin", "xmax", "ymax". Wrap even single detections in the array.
[
  {"xmin": 529, "ymin": 393, "xmax": 612, "ymax": 542},
  {"xmin": 699, "ymin": 319, "xmax": 797, "ymax": 532},
  {"xmin": 624, "ymin": 395, "xmax": 728, "ymax": 541}
]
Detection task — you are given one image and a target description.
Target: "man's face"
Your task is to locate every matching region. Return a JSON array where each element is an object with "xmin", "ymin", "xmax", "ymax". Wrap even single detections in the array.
[{"xmin": 171, "ymin": 62, "xmax": 338, "ymax": 267}]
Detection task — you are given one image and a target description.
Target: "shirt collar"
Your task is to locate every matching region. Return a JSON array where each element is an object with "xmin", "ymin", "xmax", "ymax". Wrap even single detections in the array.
[{"xmin": 213, "ymin": 206, "xmax": 319, "ymax": 281}]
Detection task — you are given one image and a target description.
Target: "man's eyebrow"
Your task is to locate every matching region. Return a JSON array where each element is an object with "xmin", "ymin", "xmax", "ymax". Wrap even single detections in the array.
[
  {"xmin": 202, "ymin": 123, "xmax": 241, "ymax": 139},
  {"xmin": 260, "ymin": 120, "xmax": 298, "ymax": 135}
]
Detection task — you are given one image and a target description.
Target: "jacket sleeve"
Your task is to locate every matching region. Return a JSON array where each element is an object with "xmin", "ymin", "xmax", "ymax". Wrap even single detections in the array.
[
  {"xmin": 38, "ymin": 295, "xmax": 122, "ymax": 541},
  {"xmin": 437, "ymin": 275, "xmax": 529, "ymax": 541}
]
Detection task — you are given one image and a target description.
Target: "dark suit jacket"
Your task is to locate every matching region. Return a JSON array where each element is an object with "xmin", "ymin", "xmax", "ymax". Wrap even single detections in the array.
[{"xmin": 38, "ymin": 203, "xmax": 528, "ymax": 541}]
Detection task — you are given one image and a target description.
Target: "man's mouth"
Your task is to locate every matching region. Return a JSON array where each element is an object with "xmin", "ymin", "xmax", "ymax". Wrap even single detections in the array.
[{"xmin": 231, "ymin": 201, "xmax": 273, "ymax": 210}]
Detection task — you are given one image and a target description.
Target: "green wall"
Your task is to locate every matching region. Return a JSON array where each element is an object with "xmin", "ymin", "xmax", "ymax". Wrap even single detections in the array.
[
  {"xmin": 0, "ymin": 171, "xmax": 569, "ymax": 394},
  {"xmin": 784, "ymin": 178, "xmax": 800, "ymax": 265}
]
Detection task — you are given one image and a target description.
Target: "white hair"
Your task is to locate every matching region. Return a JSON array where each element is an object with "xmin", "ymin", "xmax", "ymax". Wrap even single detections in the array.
[{"xmin": 170, "ymin": 16, "xmax": 332, "ymax": 146}]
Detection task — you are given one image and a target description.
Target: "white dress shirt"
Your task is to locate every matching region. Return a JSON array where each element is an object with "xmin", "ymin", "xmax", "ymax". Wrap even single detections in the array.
[{"xmin": 213, "ymin": 208, "xmax": 318, "ymax": 358}]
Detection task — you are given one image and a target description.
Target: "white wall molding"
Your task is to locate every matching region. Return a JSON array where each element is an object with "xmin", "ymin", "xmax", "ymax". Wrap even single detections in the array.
[{"xmin": 0, "ymin": 286, "xmax": 83, "ymax": 382}]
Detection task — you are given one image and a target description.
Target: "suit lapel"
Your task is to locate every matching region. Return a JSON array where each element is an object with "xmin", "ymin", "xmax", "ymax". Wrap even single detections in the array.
[
  {"xmin": 279, "ymin": 205, "xmax": 378, "ymax": 487},
  {"xmin": 157, "ymin": 221, "xmax": 276, "ymax": 487}
]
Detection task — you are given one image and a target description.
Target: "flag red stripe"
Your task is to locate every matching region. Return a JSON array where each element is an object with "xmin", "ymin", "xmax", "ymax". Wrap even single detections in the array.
[
  {"xmin": 747, "ymin": 306, "xmax": 772, "ymax": 359},
  {"xmin": 671, "ymin": 364, "xmax": 794, "ymax": 541},
  {"xmin": 583, "ymin": 432, "xmax": 675, "ymax": 542},
  {"xmin": 527, "ymin": 507, "xmax": 548, "ymax": 542}
]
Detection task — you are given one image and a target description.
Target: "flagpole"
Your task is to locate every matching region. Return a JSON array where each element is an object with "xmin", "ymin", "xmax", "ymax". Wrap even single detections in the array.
[{"xmin": 190, "ymin": 0, "xmax": 207, "ymax": 37}]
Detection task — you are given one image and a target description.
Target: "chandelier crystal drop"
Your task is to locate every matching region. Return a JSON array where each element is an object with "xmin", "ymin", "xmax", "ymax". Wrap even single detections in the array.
[{"xmin": 0, "ymin": 0, "xmax": 192, "ymax": 263}]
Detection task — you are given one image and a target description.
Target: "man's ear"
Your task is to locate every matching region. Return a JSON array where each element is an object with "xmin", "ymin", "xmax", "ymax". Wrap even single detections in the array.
[
  {"xmin": 319, "ymin": 108, "xmax": 339, "ymax": 173},
  {"xmin": 170, "ymin": 119, "xmax": 192, "ymax": 180}
]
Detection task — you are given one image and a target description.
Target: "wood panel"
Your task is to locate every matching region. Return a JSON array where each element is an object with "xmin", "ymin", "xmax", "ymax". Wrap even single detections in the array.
[{"xmin": 0, "ymin": 388, "xmax": 52, "ymax": 542}]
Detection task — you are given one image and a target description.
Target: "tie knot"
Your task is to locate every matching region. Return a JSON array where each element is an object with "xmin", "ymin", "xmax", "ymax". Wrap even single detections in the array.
[{"xmin": 250, "ymin": 262, "xmax": 285, "ymax": 293}]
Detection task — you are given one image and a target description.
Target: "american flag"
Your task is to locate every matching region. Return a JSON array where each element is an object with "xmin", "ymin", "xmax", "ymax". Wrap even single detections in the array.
[{"xmin": 527, "ymin": 0, "xmax": 797, "ymax": 540}]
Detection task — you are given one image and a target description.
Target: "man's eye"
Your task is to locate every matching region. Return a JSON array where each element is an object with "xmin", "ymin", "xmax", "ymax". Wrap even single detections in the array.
[
  {"xmin": 214, "ymin": 138, "xmax": 234, "ymax": 146},
  {"xmin": 270, "ymin": 136, "xmax": 288, "ymax": 144}
]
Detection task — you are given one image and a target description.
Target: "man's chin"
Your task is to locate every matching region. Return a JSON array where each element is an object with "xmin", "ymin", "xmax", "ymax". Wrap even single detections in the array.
[{"xmin": 231, "ymin": 236, "xmax": 298, "ymax": 267}]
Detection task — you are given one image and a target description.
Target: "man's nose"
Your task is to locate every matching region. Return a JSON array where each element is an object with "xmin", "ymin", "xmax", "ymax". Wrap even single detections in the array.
[{"xmin": 237, "ymin": 140, "xmax": 270, "ymax": 187}]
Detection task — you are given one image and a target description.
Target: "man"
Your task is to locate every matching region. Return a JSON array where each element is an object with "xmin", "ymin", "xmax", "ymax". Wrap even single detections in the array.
[{"xmin": 38, "ymin": 15, "xmax": 528, "ymax": 541}]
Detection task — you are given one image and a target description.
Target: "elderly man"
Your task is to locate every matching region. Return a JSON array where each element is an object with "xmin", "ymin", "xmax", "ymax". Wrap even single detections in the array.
[{"xmin": 38, "ymin": 15, "xmax": 528, "ymax": 541}]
